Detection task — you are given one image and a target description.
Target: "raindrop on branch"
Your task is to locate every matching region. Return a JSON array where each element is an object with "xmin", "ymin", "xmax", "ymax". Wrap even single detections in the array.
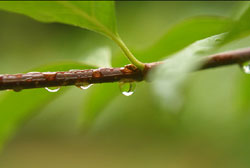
[
  {"xmin": 76, "ymin": 83, "xmax": 93, "ymax": 90},
  {"xmin": 45, "ymin": 87, "xmax": 60, "ymax": 92},
  {"xmin": 242, "ymin": 63, "xmax": 250, "ymax": 74},
  {"xmin": 119, "ymin": 82, "xmax": 136, "ymax": 96},
  {"xmin": 79, "ymin": 84, "xmax": 93, "ymax": 90}
]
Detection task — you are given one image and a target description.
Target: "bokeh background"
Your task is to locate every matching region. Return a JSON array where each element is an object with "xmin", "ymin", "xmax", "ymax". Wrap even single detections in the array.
[{"xmin": 0, "ymin": 1, "xmax": 250, "ymax": 168}]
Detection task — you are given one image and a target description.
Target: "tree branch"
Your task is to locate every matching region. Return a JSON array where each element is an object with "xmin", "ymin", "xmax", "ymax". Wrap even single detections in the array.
[
  {"xmin": 201, "ymin": 48, "xmax": 250, "ymax": 69},
  {"xmin": 1, "ymin": 48, "xmax": 250, "ymax": 92}
]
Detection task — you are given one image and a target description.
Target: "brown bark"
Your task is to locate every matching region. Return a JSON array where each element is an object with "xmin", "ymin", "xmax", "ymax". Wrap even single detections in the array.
[{"xmin": 1, "ymin": 48, "xmax": 250, "ymax": 91}]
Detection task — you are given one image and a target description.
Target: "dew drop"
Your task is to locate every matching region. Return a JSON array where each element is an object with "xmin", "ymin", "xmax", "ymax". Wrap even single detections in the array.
[
  {"xmin": 77, "ymin": 83, "xmax": 93, "ymax": 90},
  {"xmin": 45, "ymin": 87, "xmax": 60, "ymax": 92},
  {"xmin": 119, "ymin": 82, "xmax": 136, "ymax": 96},
  {"xmin": 242, "ymin": 64, "xmax": 250, "ymax": 74}
]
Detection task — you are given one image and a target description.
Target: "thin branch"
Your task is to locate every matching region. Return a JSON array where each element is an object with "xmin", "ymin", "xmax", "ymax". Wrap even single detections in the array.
[
  {"xmin": 1, "ymin": 48, "xmax": 250, "ymax": 92},
  {"xmin": 201, "ymin": 48, "xmax": 250, "ymax": 69}
]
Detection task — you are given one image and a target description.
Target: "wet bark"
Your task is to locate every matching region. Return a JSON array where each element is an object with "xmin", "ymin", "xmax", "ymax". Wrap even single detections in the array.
[{"xmin": 1, "ymin": 48, "xmax": 250, "ymax": 91}]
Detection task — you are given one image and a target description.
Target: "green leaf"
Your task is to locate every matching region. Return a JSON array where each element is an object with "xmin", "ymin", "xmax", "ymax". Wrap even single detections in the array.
[
  {"xmin": 112, "ymin": 16, "xmax": 232, "ymax": 67},
  {"xmin": 0, "ymin": 1, "xmax": 145, "ymax": 69},
  {"xmin": 223, "ymin": 2, "xmax": 250, "ymax": 43},
  {"xmin": 0, "ymin": 1, "xmax": 117, "ymax": 37},
  {"xmin": 147, "ymin": 7, "xmax": 250, "ymax": 112},
  {"xmin": 0, "ymin": 61, "xmax": 96, "ymax": 150},
  {"xmin": 149, "ymin": 34, "xmax": 224, "ymax": 111},
  {"xmin": 137, "ymin": 16, "xmax": 232, "ymax": 63}
]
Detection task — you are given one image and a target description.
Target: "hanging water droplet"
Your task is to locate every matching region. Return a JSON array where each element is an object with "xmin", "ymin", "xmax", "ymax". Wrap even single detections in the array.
[
  {"xmin": 45, "ymin": 87, "xmax": 60, "ymax": 92},
  {"xmin": 80, "ymin": 84, "xmax": 93, "ymax": 90},
  {"xmin": 119, "ymin": 82, "xmax": 136, "ymax": 96},
  {"xmin": 77, "ymin": 83, "xmax": 93, "ymax": 90},
  {"xmin": 240, "ymin": 62, "xmax": 250, "ymax": 74},
  {"xmin": 242, "ymin": 63, "xmax": 250, "ymax": 74}
]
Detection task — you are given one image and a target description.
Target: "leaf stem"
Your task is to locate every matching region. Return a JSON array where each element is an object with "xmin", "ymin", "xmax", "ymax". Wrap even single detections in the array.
[
  {"xmin": 58, "ymin": 1, "xmax": 144, "ymax": 69},
  {"xmin": 111, "ymin": 35, "xmax": 145, "ymax": 70}
]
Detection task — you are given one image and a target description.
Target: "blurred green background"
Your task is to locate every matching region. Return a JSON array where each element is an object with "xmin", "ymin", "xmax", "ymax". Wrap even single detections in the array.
[{"xmin": 0, "ymin": 1, "xmax": 250, "ymax": 168}]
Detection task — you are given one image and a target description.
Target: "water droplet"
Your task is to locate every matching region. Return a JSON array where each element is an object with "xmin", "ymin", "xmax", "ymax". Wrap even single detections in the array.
[
  {"xmin": 45, "ymin": 87, "xmax": 60, "ymax": 92},
  {"xmin": 77, "ymin": 83, "xmax": 93, "ymax": 90},
  {"xmin": 119, "ymin": 82, "xmax": 136, "ymax": 96},
  {"xmin": 242, "ymin": 63, "xmax": 250, "ymax": 74}
]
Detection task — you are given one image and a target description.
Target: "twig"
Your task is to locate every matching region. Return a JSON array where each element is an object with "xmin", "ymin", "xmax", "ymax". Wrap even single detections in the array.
[
  {"xmin": 201, "ymin": 48, "xmax": 250, "ymax": 69},
  {"xmin": 0, "ymin": 48, "xmax": 250, "ymax": 91}
]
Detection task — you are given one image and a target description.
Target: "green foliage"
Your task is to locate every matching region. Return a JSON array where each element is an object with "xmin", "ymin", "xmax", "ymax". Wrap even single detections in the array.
[
  {"xmin": 112, "ymin": 16, "xmax": 232, "ymax": 67},
  {"xmin": 0, "ymin": 1, "xmax": 117, "ymax": 37},
  {"xmin": 0, "ymin": 1, "xmax": 250, "ymax": 156},
  {"xmin": 148, "ymin": 3, "xmax": 250, "ymax": 112},
  {"xmin": 0, "ymin": 1, "xmax": 146, "ymax": 69},
  {"xmin": 149, "ymin": 34, "xmax": 224, "ymax": 111},
  {"xmin": 137, "ymin": 16, "xmax": 232, "ymax": 62},
  {"xmin": 223, "ymin": 2, "xmax": 250, "ymax": 43},
  {"xmin": 0, "ymin": 62, "xmax": 96, "ymax": 150}
]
